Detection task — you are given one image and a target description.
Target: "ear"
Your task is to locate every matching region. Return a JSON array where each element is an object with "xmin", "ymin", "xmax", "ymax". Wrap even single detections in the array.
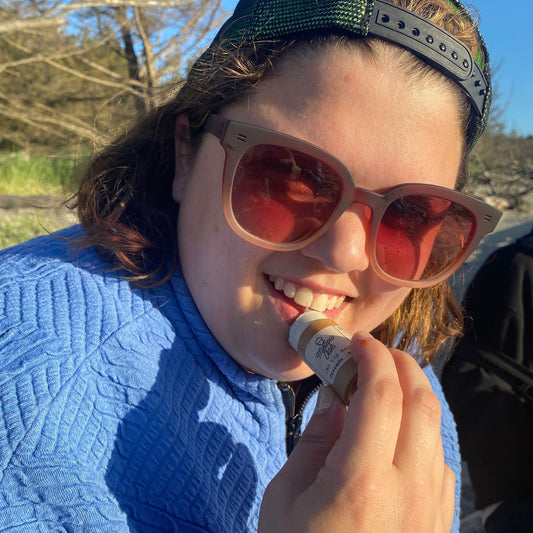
[{"xmin": 172, "ymin": 113, "xmax": 194, "ymax": 204}]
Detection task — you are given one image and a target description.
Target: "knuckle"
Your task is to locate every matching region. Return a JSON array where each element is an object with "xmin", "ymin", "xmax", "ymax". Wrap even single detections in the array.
[
  {"xmin": 372, "ymin": 377, "xmax": 403, "ymax": 408},
  {"xmin": 409, "ymin": 386, "xmax": 441, "ymax": 421},
  {"xmin": 339, "ymin": 467, "xmax": 385, "ymax": 506}
]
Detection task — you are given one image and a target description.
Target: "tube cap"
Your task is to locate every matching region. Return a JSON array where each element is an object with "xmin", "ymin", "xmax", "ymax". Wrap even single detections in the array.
[{"xmin": 289, "ymin": 310, "xmax": 330, "ymax": 351}]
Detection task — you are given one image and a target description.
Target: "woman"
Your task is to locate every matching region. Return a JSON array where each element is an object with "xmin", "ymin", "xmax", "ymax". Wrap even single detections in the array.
[{"xmin": 0, "ymin": 0, "xmax": 501, "ymax": 531}]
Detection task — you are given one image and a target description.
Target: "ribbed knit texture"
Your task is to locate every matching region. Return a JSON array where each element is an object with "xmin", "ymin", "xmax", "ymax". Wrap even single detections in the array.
[{"xmin": 0, "ymin": 226, "xmax": 461, "ymax": 531}]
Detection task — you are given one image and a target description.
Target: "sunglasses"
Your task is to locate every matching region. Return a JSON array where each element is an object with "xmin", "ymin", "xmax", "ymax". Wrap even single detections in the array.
[{"xmin": 203, "ymin": 114, "xmax": 502, "ymax": 288}]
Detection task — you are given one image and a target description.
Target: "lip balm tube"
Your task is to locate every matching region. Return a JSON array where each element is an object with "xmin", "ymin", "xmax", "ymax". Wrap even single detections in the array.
[{"xmin": 289, "ymin": 310, "xmax": 358, "ymax": 405}]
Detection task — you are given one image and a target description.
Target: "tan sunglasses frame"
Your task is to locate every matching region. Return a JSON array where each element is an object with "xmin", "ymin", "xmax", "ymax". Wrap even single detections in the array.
[{"xmin": 203, "ymin": 114, "xmax": 502, "ymax": 288}]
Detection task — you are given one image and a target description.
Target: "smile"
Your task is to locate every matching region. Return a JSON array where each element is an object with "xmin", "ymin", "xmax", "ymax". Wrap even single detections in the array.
[{"xmin": 268, "ymin": 275, "xmax": 346, "ymax": 312}]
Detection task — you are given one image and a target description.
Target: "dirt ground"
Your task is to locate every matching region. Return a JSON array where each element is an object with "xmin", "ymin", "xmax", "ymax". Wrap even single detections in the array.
[
  {"xmin": 0, "ymin": 194, "xmax": 78, "ymax": 248},
  {"xmin": 0, "ymin": 194, "xmax": 77, "ymax": 223}
]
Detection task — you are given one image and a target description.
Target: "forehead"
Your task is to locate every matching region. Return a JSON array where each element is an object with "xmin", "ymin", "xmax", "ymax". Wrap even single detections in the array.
[{"xmin": 227, "ymin": 45, "xmax": 463, "ymax": 190}]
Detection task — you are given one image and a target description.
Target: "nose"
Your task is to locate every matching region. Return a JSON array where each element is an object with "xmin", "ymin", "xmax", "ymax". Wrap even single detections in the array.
[{"xmin": 300, "ymin": 204, "xmax": 371, "ymax": 273}]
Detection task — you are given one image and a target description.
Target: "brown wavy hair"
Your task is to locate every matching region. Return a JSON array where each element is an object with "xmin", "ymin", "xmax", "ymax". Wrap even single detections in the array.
[{"xmin": 74, "ymin": 0, "xmax": 486, "ymax": 363}]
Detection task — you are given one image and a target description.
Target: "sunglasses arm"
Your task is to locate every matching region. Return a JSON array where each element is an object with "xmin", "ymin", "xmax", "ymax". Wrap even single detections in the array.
[{"xmin": 203, "ymin": 114, "xmax": 229, "ymax": 141}]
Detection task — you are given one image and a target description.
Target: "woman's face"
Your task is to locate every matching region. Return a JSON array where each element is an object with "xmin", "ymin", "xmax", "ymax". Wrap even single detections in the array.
[{"xmin": 173, "ymin": 46, "xmax": 463, "ymax": 381}]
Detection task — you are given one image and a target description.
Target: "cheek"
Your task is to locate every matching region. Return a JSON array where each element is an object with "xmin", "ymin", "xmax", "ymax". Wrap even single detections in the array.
[
  {"xmin": 177, "ymin": 159, "xmax": 226, "ymax": 246},
  {"xmin": 176, "ymin": 167, "xmax": 229, "ymax": 303},
  {"xmin": 369, "ymin": 285, "xmax": 411, "ymax": 329},
  {"xmin": 176, "ymin": 175, "xmax": 264, "ymax": 308},
  {"xmin": 381, "ymin": 287, "xmax": 412, "ymax": 332}
]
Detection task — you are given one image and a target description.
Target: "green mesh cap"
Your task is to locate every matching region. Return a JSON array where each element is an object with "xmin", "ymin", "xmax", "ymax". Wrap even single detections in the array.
[{"xmin": 202, "ymin": 0, "xmax": 491, "ymax": 148}]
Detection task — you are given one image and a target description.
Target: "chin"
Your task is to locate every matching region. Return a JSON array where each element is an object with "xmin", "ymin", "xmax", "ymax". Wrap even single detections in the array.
[
  {"xmin": 237, "ymin": 326, "xmax": 315, "ymax": 381},
  {"xmin": 258, "ymin": 356, "xmax": 315, "ymax": 382}
]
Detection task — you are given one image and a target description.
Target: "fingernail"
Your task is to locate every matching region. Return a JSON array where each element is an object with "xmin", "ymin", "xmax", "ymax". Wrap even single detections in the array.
[
  {"xmin": 353, "ymin": 331, "xmax": 373, "ymax": 347},
  {"xmin": 315, "ymin": 386, "xmax": 335, "ymax": 413}
]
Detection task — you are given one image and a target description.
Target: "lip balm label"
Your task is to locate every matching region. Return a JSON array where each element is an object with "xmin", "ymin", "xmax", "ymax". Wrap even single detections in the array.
[{"xmin": 302, "ymin": 325, "xmax": 352, "ymax": 383}]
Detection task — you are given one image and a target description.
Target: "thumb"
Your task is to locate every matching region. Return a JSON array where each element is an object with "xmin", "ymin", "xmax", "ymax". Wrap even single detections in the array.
[{"xmin": 274, "ymin": 386, "xmax": 346, "ymax": 498}]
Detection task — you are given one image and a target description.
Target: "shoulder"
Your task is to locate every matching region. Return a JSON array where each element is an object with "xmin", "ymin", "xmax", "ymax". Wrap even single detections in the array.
[
  {"xmin": 0, "ymin": 228, "xmax": 186, "ymax": 507},
  {"xmin": 0, "ymin": 226, "xmax": 99, "ymax": 358},
  {"xmin": 3, "ymin": 229, "xmax": 103, "ymax": 353},
  {"xmin": 0, "ymin": 225, "xmax": 109, "ymax": 301},
  {"xmin": 0, "ymin": 226, "xmax": 185, "ymax": 384},
  {"xmin": 0, "ymin": 226, "xmax": 177, "ymax": 346},
  {"xmin": 0, "ymin": 226, "xmax": 181, "ymax": 446}
]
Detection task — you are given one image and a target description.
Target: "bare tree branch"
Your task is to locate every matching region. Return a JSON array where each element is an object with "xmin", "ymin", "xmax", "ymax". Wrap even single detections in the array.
[
  {"xmin": 43, "ymin": 56, "xmax": 145, "ymax": 94},
  {"xmin": 0, "ymin": 17, "xmax": 66, "ymax": 33},
  {"xmin": 0, "ymin": 0, "xmax": 225, "ymax": 152}
]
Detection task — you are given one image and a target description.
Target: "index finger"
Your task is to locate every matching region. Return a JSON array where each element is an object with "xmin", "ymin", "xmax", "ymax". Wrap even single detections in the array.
[{"xmin": 332, "ymin": 331, "xmax": 404, "ymax": 472}]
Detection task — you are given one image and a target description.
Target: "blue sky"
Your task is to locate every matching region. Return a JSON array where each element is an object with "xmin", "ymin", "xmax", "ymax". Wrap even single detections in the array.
[
  {"xmin": 477, "ymin": 0, "xmax": 532, "ymax": 136},
  {"xmin": 221, "ymin": 0, "xmax": 533, "ymax": 137}
]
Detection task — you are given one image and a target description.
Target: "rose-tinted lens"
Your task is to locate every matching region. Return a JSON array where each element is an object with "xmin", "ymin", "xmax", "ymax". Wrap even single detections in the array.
[
  {"xmin": 231, "ymin": 144, "xmax": 342, "ymax": 243},
  {"xmin": 376, "ymin": 194, "xmax": 475, "ymax": 281}
]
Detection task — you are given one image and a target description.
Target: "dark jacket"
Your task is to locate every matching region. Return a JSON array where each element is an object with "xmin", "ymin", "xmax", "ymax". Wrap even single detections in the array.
[{"xmin": 442, "ymin": 229, "xmax": 533, "ymax": 512}]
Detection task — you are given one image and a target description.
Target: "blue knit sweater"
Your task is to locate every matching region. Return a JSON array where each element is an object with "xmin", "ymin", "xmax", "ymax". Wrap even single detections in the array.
[{"xmin": 0, "ymin": 226, "xmax": 461, "ymax": 532}]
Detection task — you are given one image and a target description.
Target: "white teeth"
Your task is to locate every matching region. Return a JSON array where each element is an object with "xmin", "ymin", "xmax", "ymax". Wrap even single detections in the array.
[
  {"xmin": 334, "ymin": 295, "xmax": 346, "ymax": 309},
  {"xmin": 293, "ymin": 287, "xmax": 314, "ymax": 308},
  {"xmin": 282, "ymin": 281, "xmax": 296, "ymax": 299},
  {"xmin": 269, "ymin": 275, "xmax": 347, "ymax": 311},
  {"xmin": 311, "ymin": 293, "xmax": 329, "ymax": 312}
]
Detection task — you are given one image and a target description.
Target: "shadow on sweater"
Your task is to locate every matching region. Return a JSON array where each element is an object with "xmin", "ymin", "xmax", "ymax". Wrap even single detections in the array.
[{"xmin": 104, "ymin": 337, "xmax": 258, "ymax": 532}]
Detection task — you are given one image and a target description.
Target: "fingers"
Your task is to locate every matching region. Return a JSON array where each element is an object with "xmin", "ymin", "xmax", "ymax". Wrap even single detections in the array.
[
  {"xmin": 331, "ymin": 334, "xmax": 453, "ymax": 530},
  {"xmin": 338, "ymin": 335, "xmax": 445, "ymax": 473},
  {"xmin": 260, "ymin": 332, "xmax": 456, "ymax": 533},
  {"xmin": 390, "ymin": 348, "xmax": 450, "ymax": 530},
  {"xmin": 336, "ymin": 332, "xmax": 404, "ymax": 470},
  {"xmin": 259, "ymin": 386, "xmax": 347, "ymax": 533},
  {"xmin": 390, "ymin": 348, "xmax": 443, "ymax": 472}
]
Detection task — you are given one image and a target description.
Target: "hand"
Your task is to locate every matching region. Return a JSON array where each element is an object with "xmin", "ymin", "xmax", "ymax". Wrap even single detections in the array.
[{"xmin": 259, "ymin": 332, "xmax": 455, "ymax": 533}]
